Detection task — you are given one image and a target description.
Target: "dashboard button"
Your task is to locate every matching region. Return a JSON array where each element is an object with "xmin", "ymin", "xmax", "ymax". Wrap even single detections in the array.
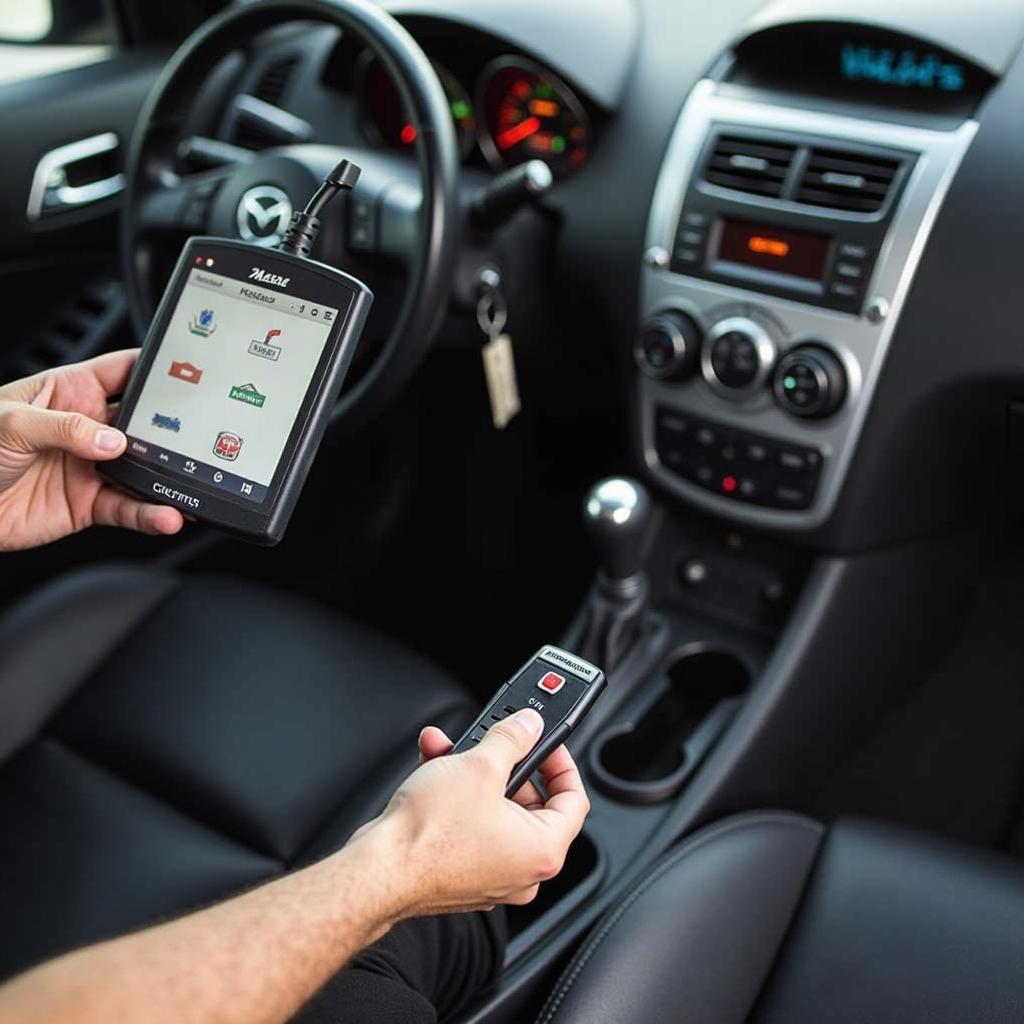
[
  {"xmin": 772, "ymin": 483, "xmax": 812, "ymax": 508},
  {"xmin": 779, "ymin": 449, "xmax": 810, "ymax": 472},
  {"xmin": 635, "ymin": 312, "xmax": 703, "ymax": 380},
  {"xmin": 654, "ymin": 407, "xmax": 824, "ymax": 511},
  {"xmin": 773, "ymin": 345, "xmax": 847, "ymax": 419},
  {"xmin": 829, "ymin": 281, "xmax": 859, "ymax": 299},
  {"xmin": 657, "ymin": 410, "xmax": 688, "ymax": 435},
  {"xmin": 702, "ymin": 316, "xmax": 776, "ymax": 397},
  {"xmin": 710, "ymin": 333, "xmax": 757, "ymax": 386},
  {"xmin": 838, "ymin": 241, "xmax": 869, "ymax": 260},
  {"xmin": 835, "ymin": 262, "xmax": 863, "ymax": 279}
]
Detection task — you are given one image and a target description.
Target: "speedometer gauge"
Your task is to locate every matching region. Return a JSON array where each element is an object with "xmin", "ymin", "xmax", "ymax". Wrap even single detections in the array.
[{"xmin": 478, "ymin": 57, "xmax": 591, "ymax": 177}]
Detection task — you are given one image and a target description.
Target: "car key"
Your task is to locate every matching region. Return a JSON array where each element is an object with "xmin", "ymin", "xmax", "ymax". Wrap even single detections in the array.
[{"xmin": 450, "ymin": 645, "xmax": 606, "ymax": 797}]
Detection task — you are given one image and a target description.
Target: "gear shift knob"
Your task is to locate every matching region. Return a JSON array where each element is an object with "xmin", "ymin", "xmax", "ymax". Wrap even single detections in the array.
[{"xmin": 583, "ymin": 477, "xmax": 652, "ymax": 586}]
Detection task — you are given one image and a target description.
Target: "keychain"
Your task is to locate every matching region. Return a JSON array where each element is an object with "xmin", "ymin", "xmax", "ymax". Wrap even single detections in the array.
[{"xmin": 477, "ymin": 280, "xmax": 521, "ymax": 430}]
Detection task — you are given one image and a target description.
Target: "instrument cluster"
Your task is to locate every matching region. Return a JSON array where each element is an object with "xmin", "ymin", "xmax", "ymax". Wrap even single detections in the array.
[{"xmin": 357, "ymin": 51, "xmax": 593, "ymax": 178}]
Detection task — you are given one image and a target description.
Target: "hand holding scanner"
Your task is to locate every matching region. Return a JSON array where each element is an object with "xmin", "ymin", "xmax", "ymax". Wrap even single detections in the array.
[
  {"xmin": 102, "ymin": 160, "xmax": 372, "ymax": 545},
  {"xmin": 451, "ymin": 645, "xmax": 606, "ymax": 797}
]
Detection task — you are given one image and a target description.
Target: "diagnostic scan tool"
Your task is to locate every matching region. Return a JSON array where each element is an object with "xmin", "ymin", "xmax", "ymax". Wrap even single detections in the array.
[{"xmin": 103, "ymin": 161, "xmax": 372, "ymax": 544}]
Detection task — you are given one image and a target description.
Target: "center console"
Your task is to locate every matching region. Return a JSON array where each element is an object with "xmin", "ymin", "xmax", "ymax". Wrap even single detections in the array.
[
  {"xmin": 471, "ymin": 11, "xmax": 1009, "ymax": 1023},
  {"xmin": 637, "ymin": 67, "xmax": 978, "ymax": 529}
]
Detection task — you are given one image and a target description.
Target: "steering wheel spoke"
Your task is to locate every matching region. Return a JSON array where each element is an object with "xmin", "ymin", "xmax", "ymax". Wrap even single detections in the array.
[
  {"xmin": 280, "ymin": 145, "xmax": 424, "ymax": 265},
  {"xmin": 137, "ymin": 173, "xmax": 227, "ymax": 237}
]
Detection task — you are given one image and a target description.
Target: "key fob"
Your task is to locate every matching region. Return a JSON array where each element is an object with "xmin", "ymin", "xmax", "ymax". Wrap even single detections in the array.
[{"xmin": 450, "ymin": 645, "xmax": 606, "ymax": 797}]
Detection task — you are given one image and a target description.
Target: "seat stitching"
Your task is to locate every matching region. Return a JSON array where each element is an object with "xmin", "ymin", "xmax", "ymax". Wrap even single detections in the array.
[{"xmin": 535, "ymin": 812, "xmax": 823, "ymax": 1024}]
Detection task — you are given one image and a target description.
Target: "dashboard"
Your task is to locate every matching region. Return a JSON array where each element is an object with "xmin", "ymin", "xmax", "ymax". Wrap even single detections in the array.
[
  {"xmin": 357, "ymin": 50, "xmax": 593, "ymax": 177},
  {"xmin": 118, "ymin": 0, "xmax": 1024, "ymax": 553}
]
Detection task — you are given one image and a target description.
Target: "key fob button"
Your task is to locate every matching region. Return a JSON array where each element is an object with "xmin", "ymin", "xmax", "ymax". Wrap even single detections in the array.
[{"xmin": 537, "ymin": 671, "xmax": 566, "ymax": 695}]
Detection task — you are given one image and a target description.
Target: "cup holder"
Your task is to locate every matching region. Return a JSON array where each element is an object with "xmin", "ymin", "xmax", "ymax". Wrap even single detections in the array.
[{"xmin": 591, "ymin": 647, "xmax": 749, "ymax": 804}]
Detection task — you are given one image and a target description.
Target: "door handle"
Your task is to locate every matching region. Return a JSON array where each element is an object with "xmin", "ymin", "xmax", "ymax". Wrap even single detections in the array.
[{"xmin": 27, "ymin": 132, "xmax": 125, "ymax": 220}]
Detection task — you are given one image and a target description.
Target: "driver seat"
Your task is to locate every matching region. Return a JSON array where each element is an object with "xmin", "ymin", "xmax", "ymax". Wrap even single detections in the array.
[{"xmin": 0, "ymin": 565, "xmax": 476, "ymax": 982}]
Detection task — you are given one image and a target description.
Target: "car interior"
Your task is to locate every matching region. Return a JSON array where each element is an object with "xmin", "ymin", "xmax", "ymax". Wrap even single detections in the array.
[{"xmin": 3, "ymin": 0, "xmax": 1024, "ymax": 1020}]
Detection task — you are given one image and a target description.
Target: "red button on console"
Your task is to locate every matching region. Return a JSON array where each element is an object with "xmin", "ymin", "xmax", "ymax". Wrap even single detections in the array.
[{"xmin": 537, "ymin": 671, "xmax": 566, "ymax": 695}]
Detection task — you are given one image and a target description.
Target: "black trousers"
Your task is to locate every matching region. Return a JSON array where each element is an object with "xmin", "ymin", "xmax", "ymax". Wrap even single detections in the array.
[{"xmin": 292, "ymin": 908, "xmax": 507, "ymax": 1024}]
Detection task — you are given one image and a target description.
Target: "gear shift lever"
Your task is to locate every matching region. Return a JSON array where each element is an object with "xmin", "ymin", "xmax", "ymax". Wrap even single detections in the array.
[
  {"xmin": 584, "ymin": 477, "xmax": 652, "ymax": 594},
  {"xmin": 579, "ymin": 477, "xmax": 652, "ymax": 669}
]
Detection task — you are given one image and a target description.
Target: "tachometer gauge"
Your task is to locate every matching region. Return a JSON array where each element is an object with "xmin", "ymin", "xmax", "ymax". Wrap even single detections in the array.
[
  {"xmin": 478, "ymin": 57, "xmax": 591, "ymax": 177},
  {"xmin": 359, "ymin": 54, "xmax": 476, "ymax": 159}
]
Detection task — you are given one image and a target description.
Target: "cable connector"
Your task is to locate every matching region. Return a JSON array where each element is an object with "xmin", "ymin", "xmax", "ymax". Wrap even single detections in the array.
[{"xmin": 278, "ymin": 158, "xmax": 362, "ymax": 259}]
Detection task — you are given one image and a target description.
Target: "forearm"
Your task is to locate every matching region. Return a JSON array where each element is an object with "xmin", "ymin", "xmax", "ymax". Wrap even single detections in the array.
[{"xmin": 0, "ymin": 824, "xmax": 406, "ymax": 1024}]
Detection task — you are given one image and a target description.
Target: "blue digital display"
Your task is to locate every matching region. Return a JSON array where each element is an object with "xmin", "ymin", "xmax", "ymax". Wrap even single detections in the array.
[{"xmin": 840, "ymin": 44, "xmax": 966, "ymax": 92}]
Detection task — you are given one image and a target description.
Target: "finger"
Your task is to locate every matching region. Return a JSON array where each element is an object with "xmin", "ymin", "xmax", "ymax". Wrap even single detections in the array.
[
  {"xmin": 532, "ymin": 746, "xmax": 591, "ymax": 843},
  {"xmin": 472, "ymin": 708, "xmax": 544, "ymax": 781},
  {"xmin": 509, "ymin": 778, "xmax": 545, "ymax": 810},
  {"xmin": 418, "ymin": 726, "xmax": 453, "ymax": 764},
  {"xmin": 535, "ymin": 745, "xmax": 584, "ymax": 797},
  {"xmin": 83, "ymin": 349, "xmax": 140, "ymax": 398},
  {"xmin": 93, "ymin": 487, "xmax": 185, "ymax": 536},
  {"xmin": 0, "ymin": 403, "xmax": 127, "ymax": 461}
]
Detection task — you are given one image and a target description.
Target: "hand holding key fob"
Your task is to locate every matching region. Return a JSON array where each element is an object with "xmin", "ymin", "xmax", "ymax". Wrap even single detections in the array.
[{"xmin": 451, "ymin": 645, "xmax": 605, "ymax": 797}]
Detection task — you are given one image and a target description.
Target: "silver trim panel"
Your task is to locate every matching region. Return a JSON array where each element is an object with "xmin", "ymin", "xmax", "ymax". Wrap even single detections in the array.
[
  {"xmin": 27, "ymin": 132, "xmax": 124, "ymax": 221},
  {"xmin": 640, "ymin": 79, "xmax": 977, "ymax": 531}
]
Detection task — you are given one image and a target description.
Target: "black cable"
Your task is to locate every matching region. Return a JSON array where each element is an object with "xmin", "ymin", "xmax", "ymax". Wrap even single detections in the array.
[{"xmin": 278, "ymin": 158, "xmax": 362, "ymax": 259}]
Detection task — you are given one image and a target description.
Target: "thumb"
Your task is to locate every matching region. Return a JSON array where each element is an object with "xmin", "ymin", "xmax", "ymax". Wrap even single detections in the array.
[
  {"xmin": 2, "ymin": 405, "xmax": 126, "ymax": 461},
  {"xmin": 475, "ymin": 708, "xmax": 544, "ymax": 778}
]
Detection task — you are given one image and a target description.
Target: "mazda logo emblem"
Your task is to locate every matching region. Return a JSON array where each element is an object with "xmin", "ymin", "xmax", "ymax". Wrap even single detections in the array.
[{"xmin": 236, "ymin": 185, "xmax": 292, "ymax": 246}]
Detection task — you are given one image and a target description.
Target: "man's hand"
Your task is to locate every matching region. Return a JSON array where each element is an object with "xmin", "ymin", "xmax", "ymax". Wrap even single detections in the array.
[
  {"xmin": 0, "ymin": 351, "xmax": 185, "ymax": 551},
  {"xmin": 362, "ymin": 708, "xmax": 591, "ymax": 920},
  {"xmin": 0, "ymin": 709, "xmax": 591, "ymax": 1024}
]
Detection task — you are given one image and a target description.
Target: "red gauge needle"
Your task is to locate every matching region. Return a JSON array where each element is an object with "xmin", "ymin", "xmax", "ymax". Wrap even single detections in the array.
[{"xmin": 497, "ymin": 116, "xmax": 541, "ymax": 150}]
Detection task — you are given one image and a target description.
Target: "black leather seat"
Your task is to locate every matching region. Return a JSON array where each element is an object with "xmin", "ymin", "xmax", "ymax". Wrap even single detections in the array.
[
  {"xmin": 539, "ymin": 811, "xmax": 1024, "ymax": 1024},
  {"xmin": 0, "ymin": 566, "xmax": 476, "ymax": 982}
]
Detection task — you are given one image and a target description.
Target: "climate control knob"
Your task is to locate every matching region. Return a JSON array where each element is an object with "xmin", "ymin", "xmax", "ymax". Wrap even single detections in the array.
[
  {"xmin": 701, "ymin": 317, "xmax": 776, "ymax": 398},
  {"xmin": 634, "ymin": 311, "xmax": 702, "ymax": 381},
  {"xmin": 773, "ymin": 345, "xmax": 847, "ymax": 419}
]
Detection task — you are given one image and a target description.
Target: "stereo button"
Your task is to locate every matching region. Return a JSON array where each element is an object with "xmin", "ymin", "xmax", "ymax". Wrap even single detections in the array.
[
  {"xmin": 829, "ymin": 281, "xmax": 859, "ymax": 299},
  {"xmin": 838, "ymin": 241, "xmax": 869, "ymax": 260}
]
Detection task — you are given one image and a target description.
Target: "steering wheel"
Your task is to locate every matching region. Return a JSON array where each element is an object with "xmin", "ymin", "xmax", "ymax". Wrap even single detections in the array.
[{"xmin": 120, "ymin": 0, "xmax": 459, "ymax": 430}]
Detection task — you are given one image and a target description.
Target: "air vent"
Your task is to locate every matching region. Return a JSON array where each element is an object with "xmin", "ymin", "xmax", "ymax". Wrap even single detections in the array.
[
  {"xmin": 254, "ymin": 55, "xmax": 299, "ymax": 106},
  {"xmin": 794, "ymin": 148, "xmax": 901, "ymax": 213},
  {"xmin": 703, "ymin": 135, "xmax": 797, "ymax": 198}
]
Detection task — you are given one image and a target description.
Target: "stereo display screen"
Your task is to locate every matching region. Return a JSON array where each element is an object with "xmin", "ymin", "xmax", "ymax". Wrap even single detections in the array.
[{"xmin": 715, "ymin": 219, "xmax": 832, "ymax": 282}]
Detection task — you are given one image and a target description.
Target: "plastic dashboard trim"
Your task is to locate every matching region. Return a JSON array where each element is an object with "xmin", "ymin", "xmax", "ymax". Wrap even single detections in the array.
[{"xmin": 639, "ymin": 79, "xmax": 978, "ymax": 531}]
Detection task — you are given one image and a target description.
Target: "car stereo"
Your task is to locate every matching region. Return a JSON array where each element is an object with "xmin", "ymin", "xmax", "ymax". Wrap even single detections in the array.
[{"xmin": 669, "ymin": 128, "xmax": 914, "ymax": 314}]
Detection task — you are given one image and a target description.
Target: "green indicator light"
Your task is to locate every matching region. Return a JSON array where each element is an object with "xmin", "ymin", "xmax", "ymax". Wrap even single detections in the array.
[
  {"xmin": 783, "ymin": 376, "xmax": 797, "ymax": 390},
  {"xmin": 551, "ymin": 135, "xmax": 566, "ymax": 153},
  {"xmin": 537, "ymin": 82, "xmax": 554, "ymax": 98},
  {"xmin": 451, "ymin": 99, "xmax": 471, "ymax": 120}
]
